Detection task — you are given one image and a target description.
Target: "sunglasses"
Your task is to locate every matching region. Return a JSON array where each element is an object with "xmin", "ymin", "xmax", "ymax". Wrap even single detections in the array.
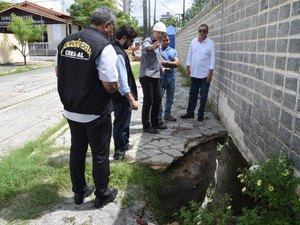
[{"xmin": 198, "ymin": 29, "xmax": 208, "ymax": 33}]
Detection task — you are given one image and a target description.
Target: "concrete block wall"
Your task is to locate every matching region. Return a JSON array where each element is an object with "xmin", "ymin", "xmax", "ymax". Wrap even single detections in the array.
[{"xmin": 176, "ymin": 0, "xmax": 300, "ymax": 171}]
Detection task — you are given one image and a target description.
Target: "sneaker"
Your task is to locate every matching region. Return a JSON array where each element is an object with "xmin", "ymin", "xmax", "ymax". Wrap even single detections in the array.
[
  {"xmin": 74, "ymin": 185, "xmax": 95, "ymax": 205},
  {"xmin": 164, "ymin": 115, "xmax": 177, "ymax": 122},
  {"xmin": 180, "ymin": 113, "xmax": 194, "ymax": 119},
  {"xmin": 94, "ymin": 189, "xmax": 118, "ymax": 209},
  {"xmin": 113, "ymin": 150, "xmax": 125, "ymax": 160},
  {"xmin": 152, "ymin": 124, "xmax": 167, "ymax": 130},
  {"xmin": 143, "ymin": 127, "xmax": 159, "ymax": 134},
  {"xmin": 197, "ymin": 116, "xmax": 204, "ymax": 122}
]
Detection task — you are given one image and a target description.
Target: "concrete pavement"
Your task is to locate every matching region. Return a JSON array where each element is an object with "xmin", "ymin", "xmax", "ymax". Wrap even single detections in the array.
[
  {"xmin": 0, "ymin": 64, "xmax": 227, "ymax": 225},
  {"xmin": 52, "ymin": 71, "xmax": 227, "ymax": 170}
]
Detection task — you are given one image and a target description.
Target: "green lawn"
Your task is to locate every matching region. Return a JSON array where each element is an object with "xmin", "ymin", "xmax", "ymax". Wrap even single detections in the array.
[
  {"xmin": 0, "ymin": 118, "xmax": 165, "ymax": 222},
  {"xmin": 131, "ymin": 63, "xmax": 140, "ymax": 80}
]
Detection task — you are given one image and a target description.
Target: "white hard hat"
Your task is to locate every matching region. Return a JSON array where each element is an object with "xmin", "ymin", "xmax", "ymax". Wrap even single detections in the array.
[{"xmin": 152, "ymin": 22, "xmax": 166, "ymax": 33}]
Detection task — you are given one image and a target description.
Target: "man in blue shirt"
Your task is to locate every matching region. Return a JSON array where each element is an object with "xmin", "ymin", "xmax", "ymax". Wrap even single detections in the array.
[
  {"xmin": 160, "ymin": 34, "xmax": 179, "ymax": 122},
  {"xmin": 112, "ymin": 25, "xmax": 138, "ymax": 160},
  {"xmin": 181, "ymin": 24, "xmax": 216, "ymax": 122}
]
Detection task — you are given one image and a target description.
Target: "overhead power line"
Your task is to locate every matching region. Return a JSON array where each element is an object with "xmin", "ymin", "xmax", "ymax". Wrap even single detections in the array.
[{"xmin": 157, "ymin": 0, "xmax": 178, "ymax": 14}]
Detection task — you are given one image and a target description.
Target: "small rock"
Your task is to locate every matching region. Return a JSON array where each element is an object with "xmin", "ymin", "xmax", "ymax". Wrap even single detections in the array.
[
  {"xmin": 136, "ymin": 218, "xmax": 148, "ymax": 225},
  {"xmin": 170, "ymin": 221, "xmax": 180, "ymax": 225}
]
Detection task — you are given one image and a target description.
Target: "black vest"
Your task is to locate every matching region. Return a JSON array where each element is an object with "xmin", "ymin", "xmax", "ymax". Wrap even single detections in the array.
[
  {"xmin": 57, "ymin": 27, "xmax": 112, "ymax": 115},
  {"xmin": 112, "ymin": 41, "xmax": 138, "ymax": 103}
]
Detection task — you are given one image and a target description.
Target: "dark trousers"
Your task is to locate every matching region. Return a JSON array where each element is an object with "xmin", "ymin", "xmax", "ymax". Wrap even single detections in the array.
[
  {"xmin": 140, "ymin": 76, "xmax": 161, "ymax": 128},
  {"xmin": 187, "ymin": 77, "xmax": 210, "ymax": 117},
  {"xmin": 113, "ymin": 102, "xmax": 131, "ymax": 152},
  {"xmin": 67, "ymin": 114, "xmax": 112, "ymax": 198}
]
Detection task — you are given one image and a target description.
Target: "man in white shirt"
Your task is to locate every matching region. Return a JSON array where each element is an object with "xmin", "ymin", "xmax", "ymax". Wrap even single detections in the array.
[
  {"xmin": 181, "ymin": 24, "xmax": 216, "ymax": 121},
  {"xmin": 56, "ymin": 7, "xmax": 119, "ymax": 209}
]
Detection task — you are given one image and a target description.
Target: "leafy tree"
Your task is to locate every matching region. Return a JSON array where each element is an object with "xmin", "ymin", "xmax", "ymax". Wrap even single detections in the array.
[
  {"xmin": 161, "ymin": 17, "xmax": 180, "ymax": 28},
  {"xmin": 7, "ymin": 14, "xmax": 46, "ymax": 65},
  {"xmin": 182, "ymin": 0, "xmax": 208, "ymax": 26},
  {"xmin": 68, "ymin": 0, "xmax": 140, "ymax": 34},
  {"xmin": 116, "ymin": 10, "xmax": 137, "ymax": 28},
  {"xmin": 0, "ymin": 1, "xmax": 11, "ymax": 11},
  {"xmin": 68, "ymin": 0, "xmax": 116, "ymax": 28},
  {"xmin": 136, "ymin": 26, "xmax": 144, "ymax": 37}
]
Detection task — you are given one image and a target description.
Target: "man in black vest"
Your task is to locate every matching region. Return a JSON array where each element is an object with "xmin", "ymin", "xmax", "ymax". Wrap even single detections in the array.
[
  {"xmin": 56, "ymin": 7, "xmax": 119, "ymax": 209},
  {"xmin": 112, "ymin": 25, "xmax": 138, "ymax": 160}
]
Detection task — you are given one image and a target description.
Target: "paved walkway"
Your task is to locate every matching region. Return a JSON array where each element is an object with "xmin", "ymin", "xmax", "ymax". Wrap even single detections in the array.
[
  {"xmin": 52, "ymin": 71, "xmax": 227, "ymax": 170},
  {"xmin": 0, "ymin": 64, "xmax": 227, "ymax": 224},
  {"xmin": 0, "ymin": 60, "xmax": 226, "ymax": 167}
]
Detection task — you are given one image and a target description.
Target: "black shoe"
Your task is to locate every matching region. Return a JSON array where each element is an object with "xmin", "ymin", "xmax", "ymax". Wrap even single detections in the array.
[
  {"xmin": 74, "ymin": 185, "xmax": 95, "ymax": 205},
  {"xmin": 143, "ymin": 127, "xmax": 159, "ymax": 134},
  {"xmin": 180, "ymin": 113, "xmax": 194, "ymax": 119},
  {"xmin": 158, "ymin": 119, "xmax": 164, "ymax": 125},
  {"xmin": 197, "ymin": 116, "xmax": 204, "ymax": 122},
  {"xmin": 164, "ymin": 115, "xmax": 177, "ymax": 122},
  {"xmin": 152, "ymin": 124, "xmax": 167, "ymax": 130},
  {"xmin": 94, "ymin": 189, "xmax": 118, "ymax": 209},
  {"xmin": 113, "ymin": 150, "xmax": 125, "ymax": 160}
]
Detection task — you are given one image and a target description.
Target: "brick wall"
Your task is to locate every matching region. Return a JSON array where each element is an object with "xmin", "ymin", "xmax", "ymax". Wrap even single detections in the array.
[{"xmin": 176, "ymin": 0, "xmax": 300, "ymax": 171}]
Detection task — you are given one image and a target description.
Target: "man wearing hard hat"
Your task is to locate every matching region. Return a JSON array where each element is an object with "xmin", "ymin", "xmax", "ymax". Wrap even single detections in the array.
[{"xmin": 139, "ymin": 21, "xmax": 167, "ymax": 134}]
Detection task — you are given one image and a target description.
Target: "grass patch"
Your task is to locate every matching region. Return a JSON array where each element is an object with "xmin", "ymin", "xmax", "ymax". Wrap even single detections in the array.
[
  {"xmin": 0, "ymin": 119, "xmax": 67, "ymax": 220},
  {"xmin": 0, "ymin": 118, "xmax": 166, "ymax": 223},
  {"xmin": 131, "ymin": 63, "xmax": 140, "ymax": 80},
  {"xmin": 178, "ymin": 64, "xmax": 191, "ymax": 87},
  {"xmin": 110, "ymin": 162, "xmax": 165, "ymax": 218}
]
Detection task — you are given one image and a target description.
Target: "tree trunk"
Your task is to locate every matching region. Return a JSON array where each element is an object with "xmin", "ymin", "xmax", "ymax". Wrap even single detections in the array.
[{"xmin": 23, "ymin": 54, "xmax": 27, "ymax": 65}]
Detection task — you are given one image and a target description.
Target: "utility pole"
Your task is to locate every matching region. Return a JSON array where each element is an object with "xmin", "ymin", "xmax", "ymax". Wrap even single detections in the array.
[
  {"xmin": 143, "ymin": 0, "xmax": 147, "ymax": 37},
  {"xmin": 148, "ymin": 0, "xmax": 151, "ymax": 35},
  {"xmin": 153, "ymin": 0, "xmax": 156, "ymax": 25},
  {"xmin": 183, "ymin": 0, "xmax": 185, "ymax": 20}
]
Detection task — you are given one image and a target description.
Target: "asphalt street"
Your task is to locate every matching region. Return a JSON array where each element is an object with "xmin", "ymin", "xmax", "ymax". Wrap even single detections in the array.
[{"xmin": 0, "ymin": 66, "xmax": 64, "ymax": 157}]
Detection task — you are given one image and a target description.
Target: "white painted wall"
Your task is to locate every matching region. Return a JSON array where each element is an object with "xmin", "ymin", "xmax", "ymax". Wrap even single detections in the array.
[{"xmin": 0, "ymin": 33, "xmax": 29, "ymax": 64}]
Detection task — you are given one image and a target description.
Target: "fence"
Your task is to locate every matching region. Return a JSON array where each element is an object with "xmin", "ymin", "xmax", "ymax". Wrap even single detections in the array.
[{"xmin": 29, "ymin": 42, "xmax": 56, "ymax": 56}]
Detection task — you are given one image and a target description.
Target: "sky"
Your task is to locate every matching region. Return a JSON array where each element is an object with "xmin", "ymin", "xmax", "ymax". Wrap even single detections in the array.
[
  {"xmin": 9, "ymin": 0, "xmax": 194, "ymax": 25},
  {"xmin": 133, "ymin": 0, "xmax": 194, "ymax": 25}
]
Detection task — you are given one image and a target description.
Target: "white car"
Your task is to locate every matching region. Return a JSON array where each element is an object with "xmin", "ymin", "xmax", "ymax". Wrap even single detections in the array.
[{"xmin": 133, "ymin": 50, "xmax": 141, "ymax": 58}]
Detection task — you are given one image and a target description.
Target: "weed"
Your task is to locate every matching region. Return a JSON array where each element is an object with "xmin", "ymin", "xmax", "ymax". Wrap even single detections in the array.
[{"xmin": 177, "ymin": 152, "xmax": 300, "ymax": 225}]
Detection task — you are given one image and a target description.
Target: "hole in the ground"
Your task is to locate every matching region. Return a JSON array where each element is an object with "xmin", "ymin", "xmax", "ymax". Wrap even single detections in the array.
[{"xmin": 160, "ymin": 136, "xmax": 250, "ymax": 221}]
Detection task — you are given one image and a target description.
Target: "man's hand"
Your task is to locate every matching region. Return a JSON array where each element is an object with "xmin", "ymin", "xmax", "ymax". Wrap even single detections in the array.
[
  {"xmin": 206, "ymin": 70, "xmax": 213, "ymax": 83},
  {"xmin": 186, "ymin": 66, "xmax": 191, "ymax": 77},
  {"xmin": 130, "ymin": 99, "xmax": 138, "ymax": 110},
  {"xmin": 148, "ymin": 41, "xmax": 161, "ymax": 51},
  {"xmin": 126, "ymin": 93, "xmax": 138, "ymax": 110}
]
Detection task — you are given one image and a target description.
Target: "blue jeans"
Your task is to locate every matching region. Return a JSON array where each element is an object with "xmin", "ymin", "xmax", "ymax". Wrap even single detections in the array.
[
  {"xmin": 187, "ymin": 77, "xmax": 210, "ymax": 117},
  {"xmin": 113, "ymin": 102, "xmax": 131, "ymax": 152},
  {"xmin": 159, "ymin": 79, "xmax": 175, "ymax": 118}
]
